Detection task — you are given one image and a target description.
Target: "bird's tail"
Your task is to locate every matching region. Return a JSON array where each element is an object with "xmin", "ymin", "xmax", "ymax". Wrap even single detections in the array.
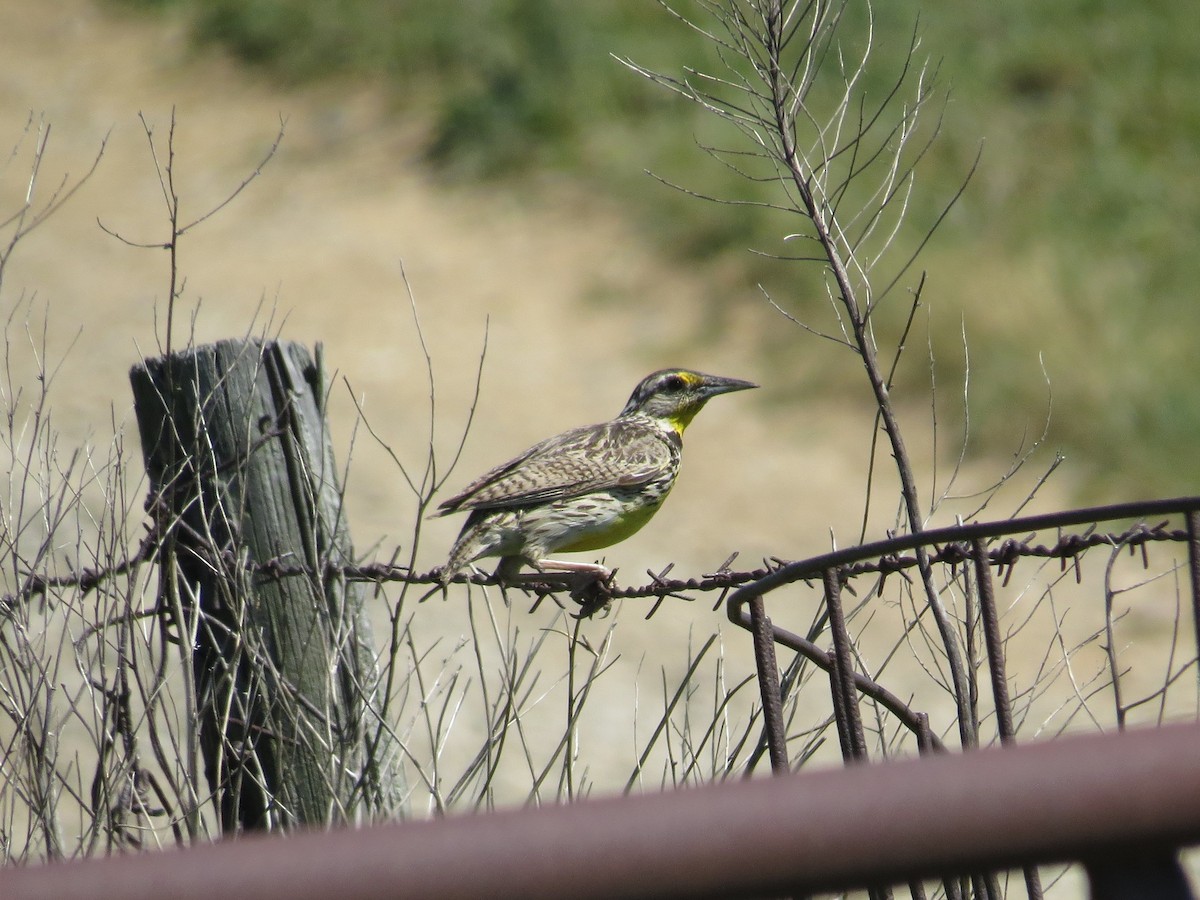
[{"xmin": 436, "ymin": 515, "xmax": 489, "ymax": 584}]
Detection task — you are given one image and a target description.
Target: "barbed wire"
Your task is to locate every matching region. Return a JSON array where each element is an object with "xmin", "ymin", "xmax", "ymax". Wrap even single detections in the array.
[{"xmin": 6, "ymin": 510, "xmax": 1191, "ymax": 625}]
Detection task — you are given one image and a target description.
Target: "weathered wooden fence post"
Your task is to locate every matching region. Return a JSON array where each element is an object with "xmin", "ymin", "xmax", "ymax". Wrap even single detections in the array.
[{"xmin": 130, "ymin": 339, "xmax": 397, "ymax": 833}]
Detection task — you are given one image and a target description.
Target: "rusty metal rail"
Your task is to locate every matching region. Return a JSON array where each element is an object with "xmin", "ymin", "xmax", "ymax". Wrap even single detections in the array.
[
  {"xmin": 729, "ymin": 496, "xmax": 1200, "ymax": 771},
  {"xmin": 3, "ymin": 722, "xmax": 1199, "ymax": 900},
  {"xmin": 726, "ymin": 495, "xmax": 1200, "ymax": 898},
  {"xmin": 6, "ymin": 499, "xmax": 1198, "ymax": 897}
]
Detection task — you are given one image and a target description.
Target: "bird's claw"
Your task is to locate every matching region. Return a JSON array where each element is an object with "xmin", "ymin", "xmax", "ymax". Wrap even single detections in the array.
[{"xmin": 570, "ymin": 569, "xmax": 617, "ymax": 618}]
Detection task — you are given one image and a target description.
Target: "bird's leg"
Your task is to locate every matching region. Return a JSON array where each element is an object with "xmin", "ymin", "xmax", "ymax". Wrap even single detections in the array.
[
  {"xmin": 490, "ymin": 557, "xmax": 614, "ymax": 617},
  {"xmin": 493, "ymin": 556, "xmax": 527, "ymax": 584},
  {"xmin": 527, "ymin": 559, "xmax": 615, "ymax": 615},
  {"xmin": 492, "ymin": 557, "xmax": 613, "ymax": 593},
  {"xmin": 489, "ymin": 555, "xmax": 587, "ymax": 588},
  {"xmin": 533, "ymin": 558, "xmax": 613, "ymax": 582},
  {"xmin": 534, "ymin": 560, "xmax": 615, "ymax": 612}
]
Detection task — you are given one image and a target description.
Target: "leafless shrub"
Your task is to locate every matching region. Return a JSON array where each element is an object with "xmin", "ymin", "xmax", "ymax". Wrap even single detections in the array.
[{"xmin": 621, "ymin": 0, "xmax": 1196, "ymax": 787}]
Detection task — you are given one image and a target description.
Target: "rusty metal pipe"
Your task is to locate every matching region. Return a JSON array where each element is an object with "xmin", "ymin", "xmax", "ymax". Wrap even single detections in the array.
[
  {"xmin": 747, "ymin": 592, "xmax": 789, "ymax": 772},
  {"xmin": 727, "ymin": 496, "xmax": 1200, "ymax": 611},
  {"xmin": 5, "ymin": 723, "xmax": 1200, "ymax": 900}
]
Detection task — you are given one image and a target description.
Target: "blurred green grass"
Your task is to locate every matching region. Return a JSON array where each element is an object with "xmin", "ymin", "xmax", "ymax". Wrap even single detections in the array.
[{"xmin": 115, "ymin": 0, "xmax": 1200, "ymax": 499}]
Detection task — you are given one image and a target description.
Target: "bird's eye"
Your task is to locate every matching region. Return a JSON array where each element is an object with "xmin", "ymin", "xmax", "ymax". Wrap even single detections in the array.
[{"xmin": 663, "ymin": 374, "xmax": 686, "ymax": 392}]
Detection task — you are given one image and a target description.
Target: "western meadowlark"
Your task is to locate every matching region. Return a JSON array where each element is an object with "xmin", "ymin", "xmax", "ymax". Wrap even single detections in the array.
[{"xmin": 435, "ymin": 368, "xmax": 756, "ymax": 584}]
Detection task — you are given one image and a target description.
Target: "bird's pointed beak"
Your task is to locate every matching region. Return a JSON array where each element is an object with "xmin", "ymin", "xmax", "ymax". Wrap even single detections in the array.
[{"xmin": 699, "ymin": 375, "xmax": 758, "ymax": 398}]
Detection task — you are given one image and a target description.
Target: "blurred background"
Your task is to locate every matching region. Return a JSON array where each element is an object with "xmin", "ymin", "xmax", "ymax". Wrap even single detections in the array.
[
  {"xmin": 103, "ymin": 0, "xmax": 1200, "ymax": 501},
  {"xmin": 4, "ymin": 0, "xmax": 1195, "ymax": 553}
]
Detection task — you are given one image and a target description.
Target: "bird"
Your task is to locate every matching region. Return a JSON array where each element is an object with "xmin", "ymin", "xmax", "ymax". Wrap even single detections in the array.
[{"xmin": 434, "ymin": 368, "xmax": 757, "ymax": 586}]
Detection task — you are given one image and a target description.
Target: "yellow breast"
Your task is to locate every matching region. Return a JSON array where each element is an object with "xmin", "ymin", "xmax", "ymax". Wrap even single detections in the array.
[{"xmin": 554, "ymin": 498, "xmax": 666, "ymax": 553}]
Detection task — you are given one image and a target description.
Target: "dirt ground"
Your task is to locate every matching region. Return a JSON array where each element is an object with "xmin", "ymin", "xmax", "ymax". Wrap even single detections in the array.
[{"xmin": 7, "ymin": 6, "xmax": 1186, "ymax": 887}]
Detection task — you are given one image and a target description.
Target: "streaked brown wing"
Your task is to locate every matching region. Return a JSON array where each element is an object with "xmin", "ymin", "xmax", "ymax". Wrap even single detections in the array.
[{"xmin": 436, "ymin": 419, "xmax": 673, "ymax": 514}]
